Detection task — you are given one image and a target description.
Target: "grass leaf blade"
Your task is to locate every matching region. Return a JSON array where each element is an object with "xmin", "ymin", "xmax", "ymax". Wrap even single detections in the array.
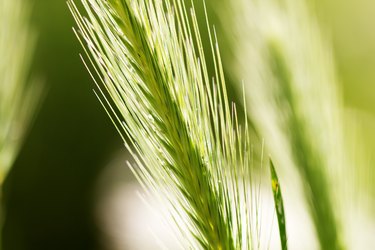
[{"xmin": 270, "ymin": 159, "xmax": 287, "ymax": 250}]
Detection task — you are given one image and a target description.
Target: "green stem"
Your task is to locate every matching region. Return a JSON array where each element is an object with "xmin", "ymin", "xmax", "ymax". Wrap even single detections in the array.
[{"xmin": 268, "ymin": 42, "xmax": 342, "ymax": 250}]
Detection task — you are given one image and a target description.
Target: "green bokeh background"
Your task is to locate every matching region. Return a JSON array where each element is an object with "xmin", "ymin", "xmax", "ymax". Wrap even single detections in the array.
[
  {"xmin": 3, "ymin": 0, "xmax": 374, "ymax": 249},
  {"xmin": 3, "ymin": 0, "xmax": 121, "ymax": 249}
]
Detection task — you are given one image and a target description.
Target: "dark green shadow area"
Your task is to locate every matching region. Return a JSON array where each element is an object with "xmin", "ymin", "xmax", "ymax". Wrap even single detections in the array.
[{"xmin": 3, "ymin": 0, "xmax": 121, "ymax": 249}]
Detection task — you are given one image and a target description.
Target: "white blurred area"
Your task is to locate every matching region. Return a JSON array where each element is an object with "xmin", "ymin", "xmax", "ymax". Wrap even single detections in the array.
[
  {"xmin": 96, "ymin": 152, "xmax": 375, "ymax": 250},
  {"xmin": 96, "ymin": 152, "xmax": 182, "ymax": 250},
  {"xmin": 97, "ymin": 182, "xmax": 183, "ymax": 250}
]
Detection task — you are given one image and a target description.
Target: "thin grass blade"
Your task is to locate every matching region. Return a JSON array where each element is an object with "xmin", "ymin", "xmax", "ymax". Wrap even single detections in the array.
[{"xmin": 270, "ymin": 159, "xmax": 287, "ymax": 250}]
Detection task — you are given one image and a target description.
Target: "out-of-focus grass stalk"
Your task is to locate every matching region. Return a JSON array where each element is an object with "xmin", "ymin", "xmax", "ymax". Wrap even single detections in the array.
[
  {"xmin": 68, "ymin": 0, "xmax": 272, "ymax": 248},
  {"xmin": 0, "ymin": 0, "xmax": 41, "ymax": 186},
  {"xmin": 210, "ymin": 0, "xmax": 345, "ymax": 249},
  {"xmin": 0, "ymin": 0, "xmax": 41, "ymax": 247}
]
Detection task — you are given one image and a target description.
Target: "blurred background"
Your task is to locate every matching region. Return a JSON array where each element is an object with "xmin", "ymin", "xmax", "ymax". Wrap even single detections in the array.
[{"xmin": 2, "ymin": 0, "xmax": 375, "ymax": 249}]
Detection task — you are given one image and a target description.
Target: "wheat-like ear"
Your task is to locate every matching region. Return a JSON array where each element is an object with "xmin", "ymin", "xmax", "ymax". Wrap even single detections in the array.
[
  {"xmin": 0, "ymin": 0, "xmax": 42, "ymax": 185},
  {"xmin": 211, "ymin": 0, "xmax": 345, "ymax": 249},
  {"xmin": 68, "ymin": 0, "xmax": 268, "ymax": 248}
]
